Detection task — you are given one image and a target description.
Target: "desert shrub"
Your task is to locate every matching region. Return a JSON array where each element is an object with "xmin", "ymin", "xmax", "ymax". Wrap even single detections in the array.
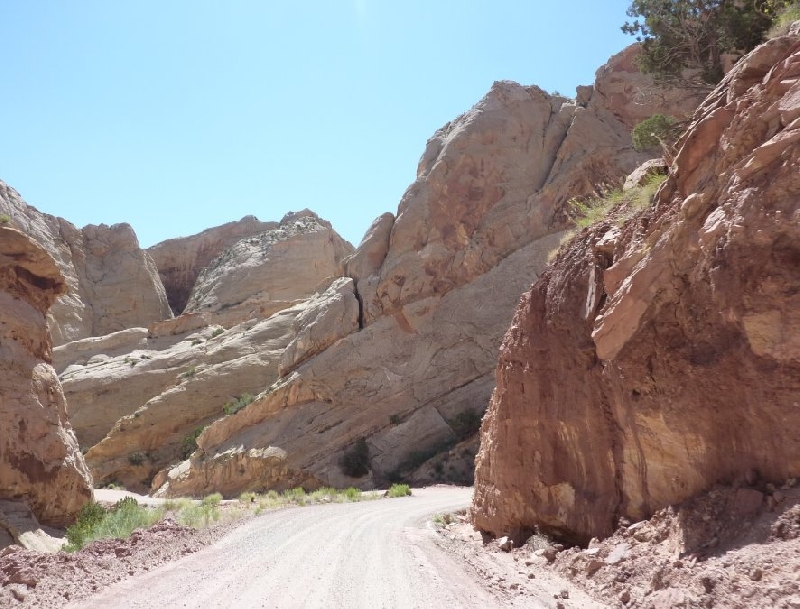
[
  {"xmin": 65, "ymin": 501, "xmax": 107, "ymax": 551},
  {"xmin": 239, "ymin": 492, "xmax": 256, "ymax": 504},
  {"xmin": 340, "ymin": 437, "xmax": 370, "ymax": 478},
  {"xmin": 342, "ymin": 487, "xmax": 361, "ymax": 501},
  {"xmin": 203, "ymin": 492, "xmax": 223, "ymax": 507},
  {"xmin": 433, "ymin": 512, "xmax": 456, "ymax": 527},
  {"xmin": 632, "ymin": 114, "xmax": 678, "ymax": 151},
  {"xmin": 128, "ymin": 451, "xmax": 146, "ymax": 466},
  {"xmin": 282, "ymin": 487, "xmax": 306, "ymax": 500},
  {"xmin": 768, "ymin": 2, "xmax": 800, "ymax": 37},
  {"xmin": 65, "ymin": 498, "xmax": 161, "ymax": 551},
  {"xmin": 222, "ymin": 393, "xmax": 254, "ymax": 416},
  {"xmin": 387, "ymin": 483, "xmax": 411, "ymax": 498},
  {"xmin": 0, "ymin": 213, "xmax": 10, "ymax": 224},
  {"xmin": 191, "ymin": 338, "xmax": 203, "ymax": 346},
  {"xmin": 182, "ymin": 366, "xmax": 197, "ymax": 379},
  {"xmin": 388, "ymin": 414, "xmax": 401, "ymax": 425},
  {"xmin": 448, "ymin": 410, "xmax": 483, "ymax": 441},
  {"xmin": 211, "ymin": 327, "xmax": 224, "ymax": 338},
  {"xmin": 181, "ymin": 426, "xmax": 204, "ymax": 459}
]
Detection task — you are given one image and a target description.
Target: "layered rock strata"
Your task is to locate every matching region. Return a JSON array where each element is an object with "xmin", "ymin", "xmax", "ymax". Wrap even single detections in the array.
[
  {"xmin": 472, "ymin": 31, "xmax": 800, "ymax": 545},
  {"xmin": 0, "ymin": 226, "xmax": 92, "ymax": 533}
]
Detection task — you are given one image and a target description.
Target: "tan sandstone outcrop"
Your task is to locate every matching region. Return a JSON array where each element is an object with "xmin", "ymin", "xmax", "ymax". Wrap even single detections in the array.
[
  {"xmin": 151, "ymin": 46, "xmax": 705, "ymax": 498},
  {"xmin": 472, "ymin": 31, "xmax": 800, "ymax": 545},
  {"xmin": 0, "ymin": 226, "xmax": 92, "ymax": 536},
  {"xmin": 0, "ymin": 182, "xmax": 172, "ymax": 345},
  {"xmin": 183, "ymin": 210, "xmax": 353, "ymax": 328},
  {"xmin": 147, "ymin": 216, "xmax": 276, "ymax": 315}
]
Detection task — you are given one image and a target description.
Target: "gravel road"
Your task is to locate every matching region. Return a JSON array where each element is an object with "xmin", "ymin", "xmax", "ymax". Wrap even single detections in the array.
[{"xmin": 71, "ymin": 487, "xmax": 550, "ymax": 609}]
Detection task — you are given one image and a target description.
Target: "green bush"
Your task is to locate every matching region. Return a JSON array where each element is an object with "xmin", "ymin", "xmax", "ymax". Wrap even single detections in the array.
[
  {"xmin": 0, "ymin": 213, "xmax": 10, "ymax": 224},
  {"xmin": 128, "ymin": 451, "xmax": 146, "ymax": 466},
  {"xmin": 222, "ymin": 393, "xmax": 254, "ymax": 416},
  {"xmin": 181, "ymin": 426, "xmax": 204, "ymax": 459},
  {"xmin": 768, "ymin": 2, "xmax": 800, "ymax": 37},
  {"xmin": 65, "ymin": 498, "xmax": 161, "ymax": 552},
  {"xmin": 342, "ymin": 487, "xmax": 361, "ymax": 501},
  {"xmin": 448, "ymin": 410, "xmax": 483, "ymax": 441},
  {"xmin": 65, "ymin": 501, "xmax": 107, "ymax": 551},
  {"xmin": 202, "ymin": 492, "xmax": 223, "ymax": 507},
  {"xmin": 182, "ymin": 365, "xmax": 197, "ymax": 379},
  {"xmin": 387, "ymin": 483, "xmax": 412, "ymax": 498},
  {"xmin": 632, "ymin": 114, "xmax": 677, "ymax": 151},
  {"xmin": 211, "ymin": 328, "xmax": 224, "ymax": 338},
  {"xmin": 340, "ymin": 437, "xmax": 370, "ymax": 478}
]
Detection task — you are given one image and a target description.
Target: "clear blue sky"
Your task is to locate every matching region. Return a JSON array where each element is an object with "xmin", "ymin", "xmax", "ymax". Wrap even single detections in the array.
[{"xmin": 1, "ymin": 1, "xmax": 633, "ymax": 248}]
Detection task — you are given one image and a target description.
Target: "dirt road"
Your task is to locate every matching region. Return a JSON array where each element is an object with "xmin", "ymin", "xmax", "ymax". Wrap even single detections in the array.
[{"xmin": 71, "ymin": 487, "xmax": 552, "ymax": 608}]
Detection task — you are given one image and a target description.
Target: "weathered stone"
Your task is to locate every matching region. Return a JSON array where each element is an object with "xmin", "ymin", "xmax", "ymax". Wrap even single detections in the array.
[
  {"xmin": 473, "ymin": 31, "xmax": 800, "ymax": 544},
  {"xmin": 0, "ymin": 182, "xmax": 172, "ymax": 346},
  {"xmin": 0, "ymin": 227, "xmax": 92, "ymax": 529},
  {"xmin": 147, "ymin": 215, "xmax": 276, "ymax": 315},
  {"xmin": 183, "ymin": 210, "xmax": 353, "ymax": 328}
]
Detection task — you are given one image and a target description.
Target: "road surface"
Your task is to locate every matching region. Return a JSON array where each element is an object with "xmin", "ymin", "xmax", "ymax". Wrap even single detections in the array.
[{"xmin": 73, "ymin": 487, "xmax": 549, "ymax": 608}]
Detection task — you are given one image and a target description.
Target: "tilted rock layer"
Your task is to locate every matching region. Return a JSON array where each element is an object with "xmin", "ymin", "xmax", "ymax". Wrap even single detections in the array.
[
  {"xmin": 0, "ymin": 182, "xmax": 172, "ymax": 345},
  {"xmin": 154, "ymin": 46, "xmax": 704, "ymax": 498},
  {"xmin": 0, "ymin": 227, "xmax": 92, "ymax": 530},
  {"xmin": 472, "ymin": 32, "xmax": 800, "ymax": 545}
]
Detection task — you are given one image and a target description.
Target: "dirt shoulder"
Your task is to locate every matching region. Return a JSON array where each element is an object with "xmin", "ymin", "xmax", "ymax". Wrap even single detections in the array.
[{"xmin": 438, "ymin": 482, "xmax": 800, "ymax": 608}]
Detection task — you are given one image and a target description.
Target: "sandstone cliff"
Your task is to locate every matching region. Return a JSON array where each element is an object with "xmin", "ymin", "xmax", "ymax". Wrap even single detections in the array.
[
  {"xmin": 149, "ymin": 46, "xmax": 705, "ymax": 498},
  {"xmin": 147, "ymin": 215, "xmax": 277, "ymax": 315},
  {"xmin": 472, "ymin": 30, "xmax": 800, "ymax": 545},
  {"xmin": 0, "ymin": 182, "xmax": 172, "ymax": 345},
  {"xmin": 58, "ymin": 213, "xmax": 356, "ymax": 491},
  {"xmin": 0, "ymin": 226, "xmax": 92, "ymax": 537}
]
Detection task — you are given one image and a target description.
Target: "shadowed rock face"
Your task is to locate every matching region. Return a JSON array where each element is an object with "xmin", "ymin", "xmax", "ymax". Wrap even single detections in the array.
[
  {"xmin": 147, "ymin": 215, "xmax": 278, "ymax": 315},
  {"xmin": 472, "ymin": 32, "xmax": 800, "ymax": 545},
  {"xmin": 0, "ymin": 227, "xmax": 92, "ymax": 528},
  {"xmin": 0, "ymin": 182, "xmax": 172, "ymax": 346},
  {"xmin": 149, "ymin": 45, "xmax": 705, "ymax": 499}
]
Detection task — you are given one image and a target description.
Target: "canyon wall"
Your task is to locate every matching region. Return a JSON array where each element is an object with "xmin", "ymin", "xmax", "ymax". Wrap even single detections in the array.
[
  {"xmin": 472, "ymin": 30, "xmax": 800, "ymax": 545},
  {"xmin": 0, "ymin": 226, "xmax": 92, "ymax": 534}
]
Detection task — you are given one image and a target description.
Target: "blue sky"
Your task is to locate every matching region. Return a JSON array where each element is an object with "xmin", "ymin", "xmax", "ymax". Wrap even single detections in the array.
[{"xmin": 1, "ymin": 1, "xmax": 633, "ymax": 248}]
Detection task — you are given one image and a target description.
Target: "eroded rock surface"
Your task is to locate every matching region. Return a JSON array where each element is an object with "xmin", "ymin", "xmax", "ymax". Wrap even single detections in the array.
[
  {"xmin": 473, "ymin": 32, "xmax": 800, "ymax": 545},
  {"xmin": 183, "ymin": 210, "xmax": 353, "ymax": 328},
  {"xmin": 0, "ymin": 226, "xmax": 92, "ymax": 534},
  {"xmin": 147, "ymin": 215, "xmax": 276, "ymax": 315},
  {"xmin": 0, "ymin": 182, "xmax": 172, "ymax": 345},
  {"xmin": 154, "ymin": 45, "xmax": 704, "ymax": 498}
]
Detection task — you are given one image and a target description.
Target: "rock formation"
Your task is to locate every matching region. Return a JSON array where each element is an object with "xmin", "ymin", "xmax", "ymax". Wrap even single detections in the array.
[
  {"xmin": 0, "ymin": 226, "xmax": 92, "ymax": 537},
  {"xmin": 472, "ymin": 31, "xmax": 800, "ymax": 545},
  {"xmin": 149, "ymin": 46, "xmax": 705, "ymax": 498},
  {"xmin": 183, "ymin": 210, "xmax": 353, "ymax": 328},
  {"xmin": 147, "ymin": 215, "xmax": 277, "ymax": 315},
  {"xmin": 0, "ymin": 182, "xmax": 172, "ymax": 345}
]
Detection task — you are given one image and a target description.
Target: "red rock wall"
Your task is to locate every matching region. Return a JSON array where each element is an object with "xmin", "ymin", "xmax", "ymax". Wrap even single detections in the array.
[{"xmin": 473, "ymin": 33, "xmax": 800, "ymax": 545}]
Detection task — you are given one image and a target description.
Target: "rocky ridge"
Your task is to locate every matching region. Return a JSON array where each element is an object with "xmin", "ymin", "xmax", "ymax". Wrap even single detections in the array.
[
  {"xmin": 0, "ymin": 226, "xmax": 92, "ymax": 546},
  {"xmin": 472, "ymin": 28, "xmax": 800, "ymax": 546},
  {"xmin": 147, "ymin": 215, "xmax": 277, "ymax": 315},
  {"xmin": 0, "ymin": 182, "xmax": 172, "ymax": 346}
]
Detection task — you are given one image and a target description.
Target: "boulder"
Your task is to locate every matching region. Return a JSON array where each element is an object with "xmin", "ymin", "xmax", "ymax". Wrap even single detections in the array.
[
  {"xmin": 472, "ymin": 31, "xmax": 800, "ymax": 545},
  {"xmin": 0, "ymin": 226, "xmax": 92, "ymax": 529}
]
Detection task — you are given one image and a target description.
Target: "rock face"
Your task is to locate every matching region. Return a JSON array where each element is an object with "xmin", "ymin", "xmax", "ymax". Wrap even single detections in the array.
[
  {"xmin": 0, "ymin": 182, "xmax": 172, "ymax": 345},
  {"xmin": 0, "ymin": 226, "xmax": 92, "ymax": 531},
  {"xmin": 151, "ymin": 45, "xmax": 704, "ymax": 498},
  {"xmin": 183, "ymin": 210, "xmax": 354, "ymax": 328},
  {"xmin": 472, "ymin": 32, "xmax": 800, "ymax": 545},
  {"xmin": 147, "ymin": 215, "xmax": 277, "ymax": 315}
]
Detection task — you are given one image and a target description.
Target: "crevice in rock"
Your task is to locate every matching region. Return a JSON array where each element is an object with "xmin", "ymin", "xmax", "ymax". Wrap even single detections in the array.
[{"xmin": 352, "ymin": 279, "xmax": 364, "ymax": 331}]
